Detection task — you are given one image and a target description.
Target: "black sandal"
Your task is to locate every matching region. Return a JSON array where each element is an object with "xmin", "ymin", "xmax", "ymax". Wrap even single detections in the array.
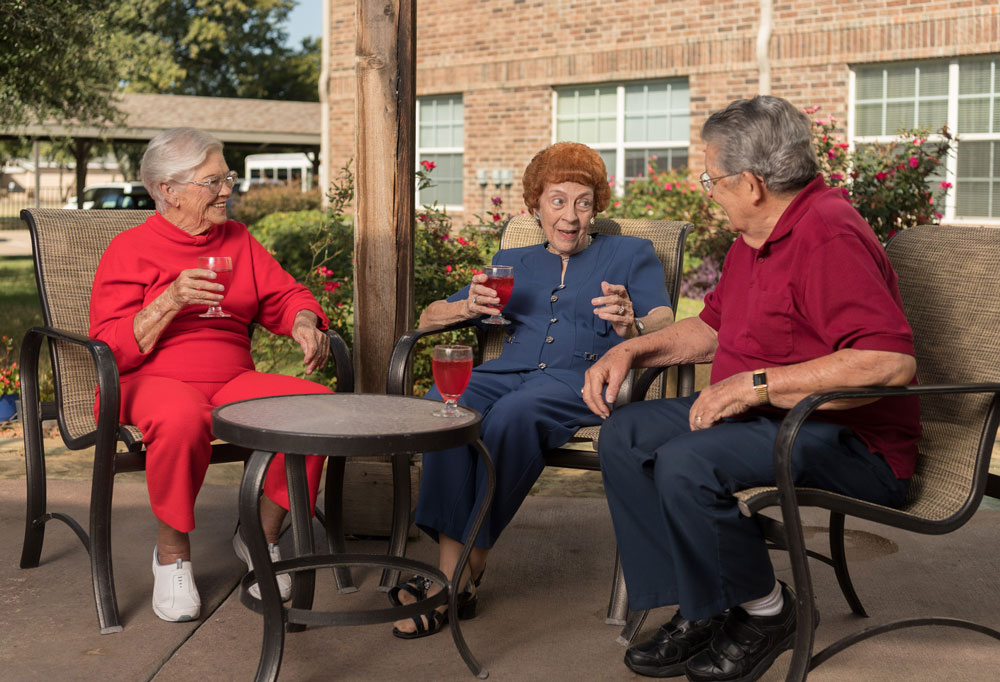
[
  {"xmin": 393, "ymin": 607, "xmax": 448, "ymax": 640},
  {"xmin": 387, "ymin": 576, "xmax": 431, "ymax": 607}
]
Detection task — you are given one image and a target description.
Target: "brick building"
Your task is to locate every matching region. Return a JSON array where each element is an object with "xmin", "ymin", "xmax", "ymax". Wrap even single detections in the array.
[{"xmin": 326, "ymin": 1, "xmax": 1000, "ymax": 224}]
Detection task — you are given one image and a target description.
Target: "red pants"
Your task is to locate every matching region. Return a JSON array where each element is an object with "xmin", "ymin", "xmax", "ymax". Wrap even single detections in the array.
[{"xmin": 118, "ymin": 371, "xmax": 331, "ymax": 532}]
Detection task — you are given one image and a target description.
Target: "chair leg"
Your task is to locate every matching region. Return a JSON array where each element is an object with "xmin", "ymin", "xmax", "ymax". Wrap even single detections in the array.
[
  {"xmin": 322, "ymin": 457, "xmax": 356, "ymax": 593},
  {"xmin": 379, "ymin": 452, "xmax": 413, "ymax": 590},
  {"xmin": 605, "ymin": 547, "xmax": 628, "ymax": 626},
  {"xmin": 829, "ymin": 511, "xmax": 867, "ymax": 617},
  {"xmin": 19, "ymin": 398, "xmax": 47, "ymax": 570},
  {"xmin": 89, "ymin": 439, "xmax": 123, "ymax": 634},
  {"xmin": 618, "ymin": 608, "xmax": 649, "ymax": 646}
]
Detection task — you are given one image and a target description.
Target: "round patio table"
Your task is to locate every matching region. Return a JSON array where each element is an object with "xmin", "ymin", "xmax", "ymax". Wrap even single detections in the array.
[{"xmin": 212, "ymin": 393, "xmax": 494, "ymax": 682}]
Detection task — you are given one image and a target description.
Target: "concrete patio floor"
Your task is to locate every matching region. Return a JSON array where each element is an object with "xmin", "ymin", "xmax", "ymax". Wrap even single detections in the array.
[{"xmin": 0, "ymin": 430, "xmax": 998, "ymax": 681}]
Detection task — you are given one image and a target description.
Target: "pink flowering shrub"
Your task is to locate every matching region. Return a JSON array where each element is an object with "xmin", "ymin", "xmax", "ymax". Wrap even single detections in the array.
[
  {"xmin": 810, "ymin": 107, "xmax": 954, "ymax": 243},
  {"xmin": 0, "ymin": 334, "xmax": 20, "ymax": 398}
]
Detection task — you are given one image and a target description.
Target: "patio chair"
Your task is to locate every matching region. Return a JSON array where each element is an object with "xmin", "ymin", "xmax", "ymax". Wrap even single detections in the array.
[
  {"xmin": 384, "ymin": 215, "xmax": 693, "ymax": 635},
  {"xmin": 629, "ymin": 223, "xmax": 1000, "ymax": 676},
  {"xmin": 17, "ymin": 208, "xmax": 354, "ymax": 635}
]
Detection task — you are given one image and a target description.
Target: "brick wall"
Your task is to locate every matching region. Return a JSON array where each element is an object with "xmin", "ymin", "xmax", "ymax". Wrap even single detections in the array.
[{"xmin": 328, "ymin": 1, "xmax": 1000, "ymax": 219}]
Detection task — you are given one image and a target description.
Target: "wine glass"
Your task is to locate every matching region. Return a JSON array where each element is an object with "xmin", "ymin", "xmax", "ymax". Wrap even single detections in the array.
[
  {"xmin": 482, "ymin": 264, "xmax": 514, "ymax": 325},
  {"xmin": 198, "ymin": 256, "xmax": 233, "ymax": 318},
  {"xmin": 431, "ymin": 345, "xmax": 473, "ymax": 417}
]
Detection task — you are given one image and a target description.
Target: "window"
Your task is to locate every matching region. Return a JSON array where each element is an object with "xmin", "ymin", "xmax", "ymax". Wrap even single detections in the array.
[
  {"xmin": 554, "ymin": 80, "xmax": 690, "ymax": 190},
  {"xmin": 417, "ymin": 95, "xmax": 464, "ymax": 207},
  {"xmin": 853, "ymin": 56, "xmax": 1000, "ymax": 222}
]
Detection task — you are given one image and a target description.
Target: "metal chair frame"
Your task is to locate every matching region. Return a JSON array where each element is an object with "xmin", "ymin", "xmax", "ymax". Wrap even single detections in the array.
[
  {"xmin": 383, "ymin": 216, "xmax": 693, "ymax": 641},
  {"xmin": 17, "ymin": 208, "xmax": 354, "ymax": 634}
]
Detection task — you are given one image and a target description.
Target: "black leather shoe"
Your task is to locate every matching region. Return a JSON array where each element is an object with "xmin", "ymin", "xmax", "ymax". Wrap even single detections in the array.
[
  {"xmin": 684, "ymin": 582, "xmax": 798, "ymax": 682},
  {"xmin": 624, "ymin": 610, "xmax": 728, "ymax": 678}
]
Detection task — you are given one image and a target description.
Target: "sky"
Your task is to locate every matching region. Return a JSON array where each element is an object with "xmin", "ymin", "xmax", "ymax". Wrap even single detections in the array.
[{"xmin": 283, "ymin": 0, "xmax": 323, "ymax": 48}]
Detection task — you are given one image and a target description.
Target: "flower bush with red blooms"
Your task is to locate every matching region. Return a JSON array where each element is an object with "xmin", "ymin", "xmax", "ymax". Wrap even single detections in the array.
[
  {"xmin": 603, "ymin": 158, "xmax": 732, "ymax": 300},
  {"xmin": 0, "ymin": 335, "xmax": 20, "ymax": 398},
  {"xmin": 809, "ymin": 106, "xmax": 954, "ymax": 244},
  {"xmin": 248, "ymin": 162, "xmax": 507, "ymax": 394}
]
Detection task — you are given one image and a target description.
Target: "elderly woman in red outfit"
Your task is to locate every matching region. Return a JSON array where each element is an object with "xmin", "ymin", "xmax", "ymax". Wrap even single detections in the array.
[{"xmin": 89, "ymin": 127, "xmax": 331, "ymax": 623}]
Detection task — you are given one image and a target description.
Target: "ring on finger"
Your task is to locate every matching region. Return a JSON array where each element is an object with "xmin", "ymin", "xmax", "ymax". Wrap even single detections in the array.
[
  {"xmin": 617, "ymin": 304, "xmax": 625, "ymax": 315},
  {"xmin": 472, "ymin": 295, "xmax": 478, "ymax": 305},
  {"xmin": 694, "ymin": 416, "xmax": 703, "ymax": 422}
]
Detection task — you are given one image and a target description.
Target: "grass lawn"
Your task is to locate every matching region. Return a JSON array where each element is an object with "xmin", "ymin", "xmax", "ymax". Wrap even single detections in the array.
[{"xmin": 0, "ymin": 256, "xmax": 50, "ymax": 398}]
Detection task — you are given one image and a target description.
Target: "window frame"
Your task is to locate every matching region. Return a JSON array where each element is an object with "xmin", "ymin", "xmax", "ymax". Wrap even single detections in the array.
[
  {"xmin": 415, "ymin": 94, "xmax": 465, "ymax": 211},
  {"xmin": 850, "ymin": 57, "xmax": 1000, "ymax": 225},
  {"xmin": 551, "ymin": 79, "xmax": 690, "ymax": 195}
]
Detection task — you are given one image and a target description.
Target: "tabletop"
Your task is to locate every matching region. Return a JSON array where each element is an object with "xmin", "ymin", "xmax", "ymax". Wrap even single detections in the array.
[{"xmin": 212, "ymin": 393, "xmax": 481, "ymax": 458}]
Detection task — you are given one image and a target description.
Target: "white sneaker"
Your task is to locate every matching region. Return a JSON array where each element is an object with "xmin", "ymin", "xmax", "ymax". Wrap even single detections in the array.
[
  {"xmin": 233, "ymin": 530, "xmax": 293, "ymax": 601},
  {"xmin": 151, "ymin": 546, "xmax": 201, "ymax": 622}
]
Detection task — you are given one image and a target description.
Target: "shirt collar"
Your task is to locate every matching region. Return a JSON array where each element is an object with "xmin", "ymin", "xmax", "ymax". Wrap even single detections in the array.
[{"xmin": 760, "ymin": 175, "xmax": 828, "ymax": 251}]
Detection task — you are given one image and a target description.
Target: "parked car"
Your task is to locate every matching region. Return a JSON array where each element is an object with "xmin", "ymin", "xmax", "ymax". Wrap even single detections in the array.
[{"xmin": 62, "ymin": 183, "xmax": 155, "ymax": 210}]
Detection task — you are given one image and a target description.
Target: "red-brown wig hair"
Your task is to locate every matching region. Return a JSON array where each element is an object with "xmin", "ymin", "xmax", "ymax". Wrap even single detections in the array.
[{"xmin": 522, "ymin": 142, "xmax": 611, "ymax": 214}]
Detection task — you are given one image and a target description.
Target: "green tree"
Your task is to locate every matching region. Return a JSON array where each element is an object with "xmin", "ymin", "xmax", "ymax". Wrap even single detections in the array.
[
  {"xmin": 0, "ymin": 1, "xmax": 121, "ymax": 126},
  {"xmin": 113, "ymin": 0, "xmax": 320, "ymax": 102}
]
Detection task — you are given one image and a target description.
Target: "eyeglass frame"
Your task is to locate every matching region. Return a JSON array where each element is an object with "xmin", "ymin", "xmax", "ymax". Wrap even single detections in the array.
[
  {"xmin": 698, "ymin": 170, "xmax": 740, "ymax": 192},
  {"xmin": 184, "ymin": 170, "xmax": 239, "ymax": 193}
]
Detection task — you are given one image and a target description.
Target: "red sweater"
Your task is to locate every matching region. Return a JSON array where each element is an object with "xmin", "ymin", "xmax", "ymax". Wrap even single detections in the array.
[{"xmin": 89, "ymin": 213, "xmax": 328, "ymax": 383}]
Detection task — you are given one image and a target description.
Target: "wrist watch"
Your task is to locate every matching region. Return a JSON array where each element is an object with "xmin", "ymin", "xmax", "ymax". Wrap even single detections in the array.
[
  {"xmin": 634, "ymin": 318, "xmax": 646, "ymax": 336},
  {"xmin": 752, "ymin": 369, "xmax": 770, "ymax": 405}
]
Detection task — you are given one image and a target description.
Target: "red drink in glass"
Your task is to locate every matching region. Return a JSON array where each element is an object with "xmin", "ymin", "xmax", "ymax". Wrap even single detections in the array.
[
  {"xmin": 485, "ymin": 275, "xmax": 513, "ymax": 311},
  {"xmin": 431, "ymin": 345, "xmax": 473, "ymax": 417},
  {"xmin": 433, "ymin": 357, "xmax": 473, "ymax": 398},
  {"xmin": 482, "ymin": 264, "xmax": 514, "ymax": 325},
  {"xmin": 198, "ymin": 256, "xmax": 233, "ymax": 318}
]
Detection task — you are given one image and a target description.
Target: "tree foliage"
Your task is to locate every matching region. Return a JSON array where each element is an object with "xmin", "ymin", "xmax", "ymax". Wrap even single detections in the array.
[
  {"xmin": 113, "ymin": 0, "xmax": 320, "ymax": 101},
  {"xmin": 0, "ymin": 0, "xmax": 121, "ymax": 126}
]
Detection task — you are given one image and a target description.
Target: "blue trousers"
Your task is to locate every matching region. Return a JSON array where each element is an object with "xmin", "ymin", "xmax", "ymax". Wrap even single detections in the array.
[
  {"xmin": 416, "ymin": 370, "xmax": 601, "ymax": 549},
  {"xmin": 599, "ymin": 394, "xmax": 908, "ymax": 620}
]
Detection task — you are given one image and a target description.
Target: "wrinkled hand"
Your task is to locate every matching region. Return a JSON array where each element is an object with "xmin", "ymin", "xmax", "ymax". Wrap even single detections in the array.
[
  {"xmin": 465, "ymin": 273, "xmax": 502, "ymax": 318},
  {"xmin": 592, "ymin": 281, "xmax": 634, "ymax": 338},
  {"xmin": 582, "ymin": 345, "xmax": 632, "ymax": 418},
  {"xmin": 291, "ymin": 312, "xmax": 329, "ymax": 375},
  {"xmin": 687, "ymin": 371, "xmax": 757, "ymax": 430},
  {"xmin": 165, "ymin": 268, "xmax": 225, "ymax": 311}
]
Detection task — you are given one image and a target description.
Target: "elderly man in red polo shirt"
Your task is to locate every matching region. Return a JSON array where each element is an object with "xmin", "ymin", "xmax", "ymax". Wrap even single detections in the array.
[{"xmin": 582, "ymin": 95, "xmax": 920, "ymax": 682}]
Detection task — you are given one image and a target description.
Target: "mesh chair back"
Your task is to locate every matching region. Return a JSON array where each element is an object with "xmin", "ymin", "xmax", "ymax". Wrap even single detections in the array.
[
  {"xmin": 22, "ymin": 209, "xmax": 154, "ymax": 444},
  {"xmin": 887, "ymin": 224, "xmax": 1000, "ymax": 520},
  {"xmin": 484, "ymin": 215, "xmax": 690, "ymax": 403}
]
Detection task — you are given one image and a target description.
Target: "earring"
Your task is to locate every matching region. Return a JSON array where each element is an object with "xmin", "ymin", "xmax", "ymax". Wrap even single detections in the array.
[
  {"xmin": 590, "ymin": 216, "xmax": 595, "ymax": 226},
  {"xmin": 533, "ymin": 212, "xmax": 541, "ymax": 224}
]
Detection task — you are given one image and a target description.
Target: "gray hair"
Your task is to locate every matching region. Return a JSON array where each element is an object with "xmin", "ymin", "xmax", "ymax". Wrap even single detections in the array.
[
  {"xmin": 701, "ymin": 96, "xmax": 818, "ymax": 195},
  {"xmin": 140, "ymin": 127, "xmax": 224, "ymax": 211}
]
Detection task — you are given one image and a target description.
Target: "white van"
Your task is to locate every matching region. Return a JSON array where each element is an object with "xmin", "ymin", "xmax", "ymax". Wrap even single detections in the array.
[{"xmin": 242, "ymin": 153, "xmax": 313, "ymax": 193}]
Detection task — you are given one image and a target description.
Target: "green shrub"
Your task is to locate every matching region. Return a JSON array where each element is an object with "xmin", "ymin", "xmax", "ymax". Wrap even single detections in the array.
[{"xmin": 231, "ymin": 184, "xmax": 321, "ymax": 227}]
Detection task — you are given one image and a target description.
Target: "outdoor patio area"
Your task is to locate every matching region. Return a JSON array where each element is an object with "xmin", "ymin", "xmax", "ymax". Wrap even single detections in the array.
[{"xmin": 0, "ymin": 427, "xmax": 997, "ymax": 682}]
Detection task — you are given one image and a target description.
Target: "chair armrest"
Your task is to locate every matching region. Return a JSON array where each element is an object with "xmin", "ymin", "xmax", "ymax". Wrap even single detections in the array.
[
  {"xmin": 20, "ymin": 325, "xmax": 122, "ymax": 451},
  {"xmin": 770, "ymin": 381, "xmax": 1000, "ymax": 682},
  {"xmin": 386, "ymin": 320, "xmax": 479, "ymax": 395},
  {"xmin": 632, "ymin": 363, "xmax": 697, "ymax": 402},
  {"xmin": 323, "ymin": 329, "xmax": 354, "ymax": 393}
]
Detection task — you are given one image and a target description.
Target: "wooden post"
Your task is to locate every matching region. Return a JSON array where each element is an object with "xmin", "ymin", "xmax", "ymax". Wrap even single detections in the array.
[{"xmin": 354, "ymin": 0, "xmax": 416, "ymax": 393}]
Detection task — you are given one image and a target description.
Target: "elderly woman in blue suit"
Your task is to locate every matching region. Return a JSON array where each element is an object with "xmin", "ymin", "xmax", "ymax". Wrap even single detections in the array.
[{"xmin": 392, "ymin": 142, "xmax": 675, "ymax": 638}]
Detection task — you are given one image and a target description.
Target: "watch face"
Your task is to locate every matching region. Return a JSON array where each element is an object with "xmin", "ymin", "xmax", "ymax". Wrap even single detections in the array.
[{"xmin": 635, "ymin": 319, "xmax": 645, "ymax": 334}]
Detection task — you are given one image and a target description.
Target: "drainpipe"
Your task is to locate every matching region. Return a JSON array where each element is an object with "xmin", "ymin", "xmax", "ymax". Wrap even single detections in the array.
[
  {"xmin": 757, "ymin": 0, "xmax": 773, "ymax": 95},
  {"xmin": 319, "ymin": 0, "xmax": 331, "ymax": 208}
]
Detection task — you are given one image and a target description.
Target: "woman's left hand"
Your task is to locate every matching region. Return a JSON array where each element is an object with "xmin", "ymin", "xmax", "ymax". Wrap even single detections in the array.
[
  {"xmin": 592, "ymin": 281, "xmax": 635, "ymax": 338},
  {"xmin": 291, "ymin": 311, "xmax": 329, "ymax": 375}
]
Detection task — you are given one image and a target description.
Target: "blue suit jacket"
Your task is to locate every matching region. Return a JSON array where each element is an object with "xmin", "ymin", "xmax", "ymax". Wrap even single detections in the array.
[{"xmin": 446, "ymin": 233, "xmax": 670, "ymax": 390}]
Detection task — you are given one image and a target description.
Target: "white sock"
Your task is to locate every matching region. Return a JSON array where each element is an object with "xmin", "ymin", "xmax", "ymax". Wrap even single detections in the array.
[{"xmin": 741, "ymin": 581, "xmax": 783, "ymax": 617}]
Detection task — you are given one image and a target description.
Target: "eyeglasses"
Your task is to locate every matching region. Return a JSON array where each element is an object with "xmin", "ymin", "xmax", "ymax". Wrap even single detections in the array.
[
  {"xmin": 185, "ymin": 171, "xmax": 239, "ymax": 193},
  {"xmin": 698, "ymin": 170, "xmax": 740, "ymax": 192}
]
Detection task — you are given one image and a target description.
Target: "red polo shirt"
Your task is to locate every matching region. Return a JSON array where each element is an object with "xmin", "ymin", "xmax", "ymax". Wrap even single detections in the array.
[{"xmin": 700, "ymin": 176, "xmax": 921, "ymax": 478}]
